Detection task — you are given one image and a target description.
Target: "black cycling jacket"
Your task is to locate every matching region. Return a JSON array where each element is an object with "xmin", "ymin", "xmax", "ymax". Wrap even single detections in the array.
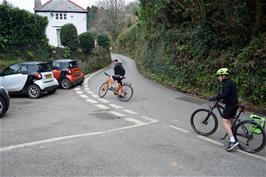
[
  {"xmin": 217, "ymin": 78, "xmax": 238, "ymax": 105},
  {"xmin": 114, "ymin": 63, "xmax": 125, "ymax": 76}
]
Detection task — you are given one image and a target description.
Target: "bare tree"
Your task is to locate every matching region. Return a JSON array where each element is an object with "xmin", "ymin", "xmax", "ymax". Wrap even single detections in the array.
[{"xmin": 96, "ymin": 0, "xmax": 127, "ymax": 40}]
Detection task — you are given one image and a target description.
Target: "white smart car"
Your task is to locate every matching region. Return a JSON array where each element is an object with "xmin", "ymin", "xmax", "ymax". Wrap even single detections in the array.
[{"xmin": 0, "ymin": 61, "xmax": 59, "ymax": 98}]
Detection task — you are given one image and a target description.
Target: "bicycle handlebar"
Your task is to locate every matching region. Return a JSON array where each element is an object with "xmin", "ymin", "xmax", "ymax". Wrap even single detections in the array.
[
  {"xmin": 209, "ymin": 99, "xmax": 246, "ymax": 113},
  {"xmin": 104, "ymin": 72, "xmax": 110, "ymax": 76},
  {"xmin": 104, "ymin": 72, "xmax": 126, "ymax": 79}
]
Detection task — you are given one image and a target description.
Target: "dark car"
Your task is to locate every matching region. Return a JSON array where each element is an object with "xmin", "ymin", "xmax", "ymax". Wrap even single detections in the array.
[
  {"xmin": 52, "ymin": 59, "xmax": 85, "ymax": 89},
  {"xmin": 0, "ymin": 86, "xmax": 10, "ymax": 118}
]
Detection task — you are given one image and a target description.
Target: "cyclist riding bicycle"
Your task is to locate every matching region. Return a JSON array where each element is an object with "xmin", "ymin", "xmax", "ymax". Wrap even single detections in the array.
[
  {"xmin": 112, "ymin": 59, "xmax": 125, "ymax": 98},
  {"xmin": 209, "ymin": 68, "xmax": 239, "ymax": 152}
]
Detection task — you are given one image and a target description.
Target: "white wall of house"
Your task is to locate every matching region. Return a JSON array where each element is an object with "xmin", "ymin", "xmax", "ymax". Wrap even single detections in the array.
[{"xmin": 36, "ymin": 12, "xmax": 87, "ymax": 47}]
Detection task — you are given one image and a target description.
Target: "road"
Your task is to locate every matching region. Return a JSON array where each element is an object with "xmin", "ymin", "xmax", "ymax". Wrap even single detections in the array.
[{"xmin": 0, "ymin": 53, "xmax": 265, "ymax": 176}]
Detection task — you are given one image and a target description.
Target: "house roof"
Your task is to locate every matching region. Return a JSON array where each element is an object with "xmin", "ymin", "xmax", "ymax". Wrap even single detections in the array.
[{"xmin": 35, "ymin": 0, "xmax": 87, "ymax": 13}]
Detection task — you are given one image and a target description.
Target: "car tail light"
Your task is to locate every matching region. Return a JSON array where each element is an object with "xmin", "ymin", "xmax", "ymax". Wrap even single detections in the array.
[
  {"xmin": 67, "ymin": 70, "xmax": 72, "ymax": 74},
  {"xmin": 34, "ymin": 73, "xmax": 42, "ymax": 79}
]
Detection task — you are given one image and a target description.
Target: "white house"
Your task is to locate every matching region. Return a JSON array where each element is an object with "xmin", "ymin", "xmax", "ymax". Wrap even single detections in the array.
[{"xmin": 34, "ymin": 0, "xmax": 87, "ymax": 47}]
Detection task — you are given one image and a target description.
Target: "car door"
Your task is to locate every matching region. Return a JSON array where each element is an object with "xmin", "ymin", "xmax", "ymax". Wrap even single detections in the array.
[
  {"xmin": 0, "ymin": 64, "xmax": 28, "ymax": 92},
  {"xmin": 52, "ymin": 62, "xmax": 62, "ymax": 80}
]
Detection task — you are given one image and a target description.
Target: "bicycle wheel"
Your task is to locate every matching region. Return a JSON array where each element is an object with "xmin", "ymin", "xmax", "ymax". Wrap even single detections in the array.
[
  {"xmin": 233, "ymin": 120, "xmax": 265, "ymax": 153},
  {"xmin": 190, "ymin": 109, "xmax": 218, "ymax": 136},
  {"xmin": 117, "ymin": 83, "xmax": 133, "ymax": 102},
  {"xmin": 98, "ymin": 82, "xmax": 109, "ymax": 98}
]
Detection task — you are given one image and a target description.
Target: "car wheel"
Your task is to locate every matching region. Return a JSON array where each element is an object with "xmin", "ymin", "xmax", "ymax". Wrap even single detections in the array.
[
  {"xmin": 0, "ymin": 96, "xmax": 7, "ymax": 118},
  {"xmin": 27, "ymin": 84, "xmax": 41, "ymax": 98},
  {"xmin": 78, "ymin": 80, "xmax": 84, "ymax": 85},
  {"xmin": 61, "ymin": 78, "xmax": 72, "ymax": 89}
]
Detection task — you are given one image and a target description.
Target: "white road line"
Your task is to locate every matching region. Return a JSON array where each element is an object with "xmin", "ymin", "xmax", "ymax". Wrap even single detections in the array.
[
  {"xmin": 124, "ymin": 118, "xmax": 145, "ymax": 125},
  {"xmin": 237, "ymin": 149, "xmax": 266, "ymax": 162},
  {"xmin": 123, "ymin": 109, "xmax": 138, "ymax": 115},
  {"xmin": 80, "ymin": 94, "xmax": 88, "ymax": 99},
  {"xmin": 98, "ymin": 98, "xmax": 110, "ymax": 104},
  {"xmin": 76, "ymin": 91, "xmax": 83, "ymax": 94},
  {"xmin": 86, "ymin": 99, "xmax": 98, "ymax": 104},
  {"xmin": 110, "ymin": 111, "xmax": 127, "ymax": 117},
  {"xmin": 95, "ymin": 104, "xmax": 109, "ymax": 110},
  {"xmin": 197, "ymin": 135, "xmax": 225, "ymax": 146},
  {"xmin": 197, "ymin": 135, "xmax": 266, "ymax": 162},
  {"xmin": 0, "ymin": 122, "xmax": 156, "ymax": 152},
  {"xmin": 91, "ymin": 94, "xmax": 98, "ymax": 98},
  {"xmin": 87, "ymin": 91, "xmax": 93, "ymax": 94},
  {"xmin": 141, "ymin": 116, "xmax": 159, "ymax": 123},
  {"xmin": 169, "ymin": 125, "xmax": 189, "ymax": 133},
  {"xmin": 74, "ymin": 87, "xmax": 81, "ymax": 91},
  {"xmin": 109, "ymin": 104, "xmax": 123, "ymax": 109}
]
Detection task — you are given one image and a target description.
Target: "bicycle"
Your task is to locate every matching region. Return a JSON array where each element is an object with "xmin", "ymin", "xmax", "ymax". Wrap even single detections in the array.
[
  {"xmin": 190, "ymin": 100, "xmax": 266, "ymax": 153},
  {"xmin": 98, "ymin": 72, "xmax": 134, "ymax": 102}
]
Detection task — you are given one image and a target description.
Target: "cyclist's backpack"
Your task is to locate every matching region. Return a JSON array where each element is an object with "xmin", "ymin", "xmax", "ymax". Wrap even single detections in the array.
[
  {"xmin": 118, "ymin": 63, "xmax": 125, "ymax": 76},
  {"xmin": 249, "ymin": 114, "xmax": 265, "ymax": 134}
]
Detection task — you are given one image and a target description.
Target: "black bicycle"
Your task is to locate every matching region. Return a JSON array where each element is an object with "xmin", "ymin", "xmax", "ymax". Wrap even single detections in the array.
[{"xmin": 190, "ymin": 100, "xmax": 265, "ymax": 153}]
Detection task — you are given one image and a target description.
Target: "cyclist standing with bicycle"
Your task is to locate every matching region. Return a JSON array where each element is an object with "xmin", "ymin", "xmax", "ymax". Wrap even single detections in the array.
[
  {"xmin": 209, "ymin": 68, "xmax": 239, "ymax": 152},
  {"xmin": 112, "ymin": 59, "xmax": 126, "ymax": 98}
]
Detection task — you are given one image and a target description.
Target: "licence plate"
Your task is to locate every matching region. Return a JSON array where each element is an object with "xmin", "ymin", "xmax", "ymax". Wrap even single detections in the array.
[{"xmin": 45, "ymin": 74, "xmax": 52, "ymax": 79}]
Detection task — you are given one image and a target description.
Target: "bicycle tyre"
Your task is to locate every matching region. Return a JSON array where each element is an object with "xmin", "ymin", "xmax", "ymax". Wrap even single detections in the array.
[
  {"xmin": 190, "ymin": 109, "xmax": 218, "ymax": 136},
  {"xmin": 117, "ymin": 83, "xmax": 133, "ymax": 102},
  {"xmin": 98, "ymin": 82, "xmax": 109, "ymax": 98},
  {"xmin": 233, "ymin": 120, "xmax": 266, "ymax": 153}
]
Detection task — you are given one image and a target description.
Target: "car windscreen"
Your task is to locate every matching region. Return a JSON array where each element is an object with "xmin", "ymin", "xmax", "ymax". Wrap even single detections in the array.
[{"xmin": 58, "ymin": 62, "xmax": 69, "ymax": 69}]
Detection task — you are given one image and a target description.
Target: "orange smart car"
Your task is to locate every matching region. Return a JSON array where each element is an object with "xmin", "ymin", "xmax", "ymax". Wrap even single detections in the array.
[{"xmin": 52, "ymin": 59, "xmax": 85, "ymax": 89}]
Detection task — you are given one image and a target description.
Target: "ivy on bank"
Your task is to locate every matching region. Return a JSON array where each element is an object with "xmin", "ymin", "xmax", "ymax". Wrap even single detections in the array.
[{"xmin": 116, "ymin": 0, "xmax": 266, "ymax": 113}]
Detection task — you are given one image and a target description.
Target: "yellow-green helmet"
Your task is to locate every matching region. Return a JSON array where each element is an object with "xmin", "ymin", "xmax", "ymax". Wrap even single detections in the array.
[{"xmin": 216, "ymin": 68, "xmax": 229, "ymax": 76}]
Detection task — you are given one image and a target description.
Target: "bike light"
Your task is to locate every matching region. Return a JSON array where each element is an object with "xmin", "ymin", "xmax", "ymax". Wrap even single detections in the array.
[{"xmin": 34, "ymin": 73, "xmax": 42, "ymax": 79}]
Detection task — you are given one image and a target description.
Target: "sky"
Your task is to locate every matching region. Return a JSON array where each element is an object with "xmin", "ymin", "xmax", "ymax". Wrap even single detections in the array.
[{"xmin": 0, "ymin": 0, "xmax": 137, "ymax": 12}]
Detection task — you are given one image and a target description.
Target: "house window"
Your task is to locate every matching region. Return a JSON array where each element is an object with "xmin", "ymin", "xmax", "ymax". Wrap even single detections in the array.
[{"xmin": 55, "ymin": 13, "xmax": 67, "ymax": 20}]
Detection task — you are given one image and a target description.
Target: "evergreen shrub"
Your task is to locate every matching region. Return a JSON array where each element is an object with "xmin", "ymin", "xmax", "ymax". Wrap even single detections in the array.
[
  {"xmin": 79, "ymin": 32, "xmax": 95, "ymax": 54},
  {"xmin": 60, "ymin": 23, "xmax": 79, "ymax": 50}
]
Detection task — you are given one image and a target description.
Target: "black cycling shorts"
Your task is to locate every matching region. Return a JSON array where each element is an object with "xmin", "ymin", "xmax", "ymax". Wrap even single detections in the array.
[
  {"xmin": 112, "ymin": 75, "xmax": 122, "ymax": 85},
  {"xmin": 222, "ymin": 104, "xmax": 239, "ymax": 119}
]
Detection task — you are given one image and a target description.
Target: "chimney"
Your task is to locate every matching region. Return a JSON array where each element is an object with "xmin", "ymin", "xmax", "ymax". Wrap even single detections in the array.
[{"xmin": 34, "ymin": 0, "xmax": 42, "ymax": 11}]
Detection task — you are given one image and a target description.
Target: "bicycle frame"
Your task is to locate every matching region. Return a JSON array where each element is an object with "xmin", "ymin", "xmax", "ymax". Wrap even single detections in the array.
[
  {"xmin": 220, "ymin": 104, "xmax": 246, "ymax": 140},
  {"xmin": 103, "ymin": 72, "xmax": 124, "ymax": 94},
  {"xmin": 201, "ymin": 101, "xmax": 224, "ymax": 124},
  {"xmin": 205, "ymin": 100, "xmax": 246, "ymax": 140}
]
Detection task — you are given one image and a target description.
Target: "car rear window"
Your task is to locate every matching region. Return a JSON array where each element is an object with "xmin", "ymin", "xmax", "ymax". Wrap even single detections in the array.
[
  {"xmin": 27, "ymin": 63, "xmax": 51, "ymax": 73},
  {"xmin": 69, "ymin": 61, "xmax": 78, "ymax": 68},
  {"xmin": 38, "ymin": 63, "xmax": 52, "ymax": 72}
]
